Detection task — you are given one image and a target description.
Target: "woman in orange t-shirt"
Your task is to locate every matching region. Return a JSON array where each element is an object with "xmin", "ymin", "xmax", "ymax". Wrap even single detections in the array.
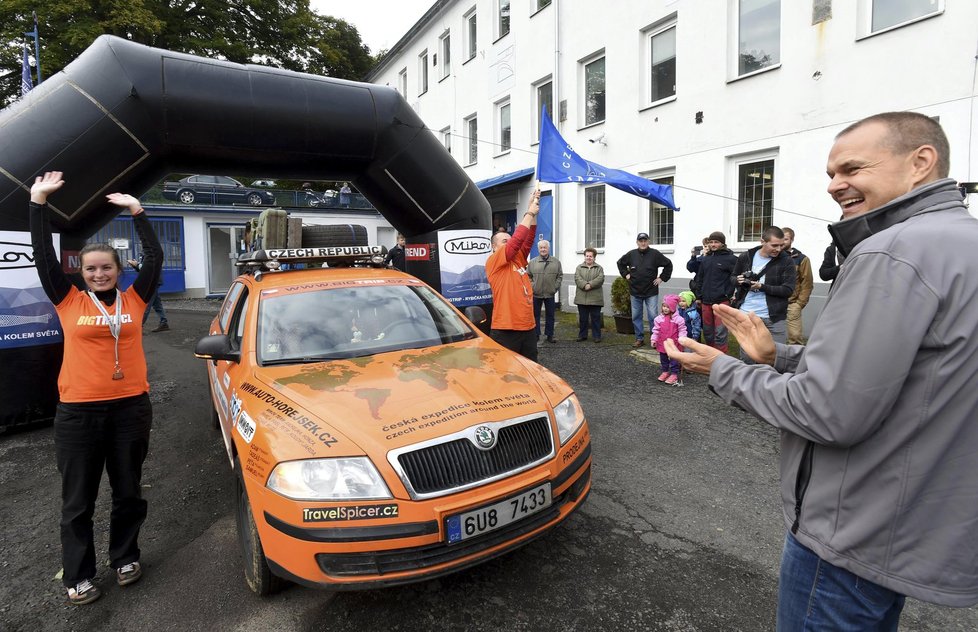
[{"xmin": 30, "ymin": 171, "xmax": 163, "ymax": 605}]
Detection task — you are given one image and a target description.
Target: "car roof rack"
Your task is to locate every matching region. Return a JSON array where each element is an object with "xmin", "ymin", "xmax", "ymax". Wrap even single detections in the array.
[{"xmin": 237, "ymin": 246, "xmax": 389, "ymax": 275}]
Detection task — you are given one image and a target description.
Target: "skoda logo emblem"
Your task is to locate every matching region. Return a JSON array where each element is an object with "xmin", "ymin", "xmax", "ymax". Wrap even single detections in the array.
[{"xmin": 473, "ymin": 425, "xmax": 496, "ymax": 450}]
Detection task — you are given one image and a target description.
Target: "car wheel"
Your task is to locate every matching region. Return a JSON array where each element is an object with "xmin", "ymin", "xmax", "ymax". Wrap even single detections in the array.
[
  {"xmin": 247, "ymin": 193, "xmax": 263, "ymax": 206},
  {"xmin": 234, "ymin": 459, "xmax": 287, "ymax": 596},
  {"xmin": 178, "ymin": 189, "xmax": 196, "ymax": 204},
  {"xmin": 301, "ymin": 224, "xmax": 368, "ymax": 247}
]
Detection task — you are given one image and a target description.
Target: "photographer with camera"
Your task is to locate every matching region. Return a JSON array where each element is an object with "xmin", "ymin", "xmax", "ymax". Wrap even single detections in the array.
[{"xmin": 731, "ymin": 226, "xmax": 795, "ymax": 361}]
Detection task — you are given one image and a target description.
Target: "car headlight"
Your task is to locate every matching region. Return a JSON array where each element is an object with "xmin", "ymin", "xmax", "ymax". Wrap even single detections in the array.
[
  {"xmin": 267, "ymin": 457, "xmax": 392, "ymax": 500},
  {"xmin": 553, "ymin": 393, "xmax": 585, "ymax": 446}
]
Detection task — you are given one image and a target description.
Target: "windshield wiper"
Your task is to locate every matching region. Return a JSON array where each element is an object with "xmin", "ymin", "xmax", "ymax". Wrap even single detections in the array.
[{"xmin": 262, "ymin": 353, "xmax": 355, "ymax": 365}]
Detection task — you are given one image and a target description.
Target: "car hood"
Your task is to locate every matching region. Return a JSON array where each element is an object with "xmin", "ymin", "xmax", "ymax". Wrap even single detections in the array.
[{"xmin": 250, "ymin": 340, "xmax": 568, "ymax": 459}]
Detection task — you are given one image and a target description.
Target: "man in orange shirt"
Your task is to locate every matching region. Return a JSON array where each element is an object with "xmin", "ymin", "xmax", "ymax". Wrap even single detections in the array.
[{"xmin": 486, "ymin": 188, "xmax": 541, "ymax": 361}]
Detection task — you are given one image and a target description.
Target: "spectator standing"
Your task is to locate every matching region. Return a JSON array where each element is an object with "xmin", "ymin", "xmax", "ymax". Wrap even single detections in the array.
[
  {"xmin": 819, "ymin": 243, "xmax": 843, "ymax": 283},
  {"xmin": 686, "ymin": 237, "xmax": 709, "ymax": 273},
  {"xmin": 781, "ymin": 227, "xmax": 813, "ymax": 344},
  {"xmin": 528, "ymin": 239, "xmax": 562, "ymax": 343},
  {"xmin": 690, "ymin": 231, "xmax": 738, "ymax": 352},
  {"xmin": 616, "ymin": 232, "xmax": 672, "ymax": 347},
  {"xmin": 574, "ymin": 247, "xmax": 604, "ymax": 342},
  {"xmin": 127, "ymin": 255, "xmax": 169, "ymax": 332},
  {"xmin": 732, "ymin": 226, "xmax": 796, "ymax": 357},
  {"xmin": 485, "ymin": 189, "xmax": 541, "ymax": 361},
  {"xmin": 384, "ymin": 233, "xmax": 406, "ymax": 272},
  {"xmin": 677, "ymin": 290, "xmax": 701, "ymax": 343},
  {"xmin": 667, "ymin": 111, "xmax": 978, "ymax": 628},
  {"xmin": 650, "ymin": 294, "xmax": 686, "ymax": 385},
  {"xmin": 30, "ymin": 172, "xmax": 160, "ymax": 605},
  {"xmin": 339, "ymin": 182, "xmax": 351, "ymax": 207}
]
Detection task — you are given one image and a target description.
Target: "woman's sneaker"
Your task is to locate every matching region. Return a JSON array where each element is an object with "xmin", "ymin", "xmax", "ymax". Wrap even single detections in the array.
[
  {"xmin": 66, "ymin": 579, "xmax": 101, "ymax": 605},
  {"xmin": 657, "ymin": 371, "xmax": 670, "ymax": 382},
  {"xmin": 117, "ymin": 561, "xmax": 142, "ymax": 587},
  {"xmin": 665, "ymin": 374, "xmax": 679, "ymax": 385}
]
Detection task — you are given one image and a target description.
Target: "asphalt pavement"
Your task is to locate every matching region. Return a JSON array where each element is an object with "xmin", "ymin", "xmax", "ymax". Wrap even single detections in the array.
[{"xmin": 0, "ymin": 305, "xmax": 974, "ymax": 631}]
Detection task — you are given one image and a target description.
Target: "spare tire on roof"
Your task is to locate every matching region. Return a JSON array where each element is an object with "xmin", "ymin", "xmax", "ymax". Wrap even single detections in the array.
[{"xmin": 301, "ymin": 224, "xmax": 368, "ymax": 247}]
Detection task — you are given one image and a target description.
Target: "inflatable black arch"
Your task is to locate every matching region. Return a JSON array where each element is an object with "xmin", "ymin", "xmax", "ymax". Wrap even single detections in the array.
[{"xmin": 0, "ymin": 35, "xmax": 491, "ymax": 426}]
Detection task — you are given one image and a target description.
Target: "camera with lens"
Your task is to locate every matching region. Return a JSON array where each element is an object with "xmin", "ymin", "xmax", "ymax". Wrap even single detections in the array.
[{"xmin": 739, "ymin": 270, "xmax": 759, "ymax": 287}]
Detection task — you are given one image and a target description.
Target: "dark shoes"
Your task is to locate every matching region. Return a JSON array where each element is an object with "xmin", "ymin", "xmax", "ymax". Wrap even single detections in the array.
[
  {"xmin": 151, "ymin": 322, "xmax": 170, "ymax": 332},
  {"xmin": 594, "ymin": 338, "xmax": 602, "ymax": 343},
  {"xmin": 546, "ymin": 337, "xmax": 556, "ymax": 343},
  {"xmin": 117, "ymin": 561, "xmax": 142, "ymax": 587},
  {"xmin": 66, "ymin": 579, "xmax": 101, "ymax": 605},
  {"xmin": 632, "ymin": 339, "xmax": 644, "ymax": 348},
  {"xmin": 576, "ymin": 337, "xmax": 587, "ymax": 342}
]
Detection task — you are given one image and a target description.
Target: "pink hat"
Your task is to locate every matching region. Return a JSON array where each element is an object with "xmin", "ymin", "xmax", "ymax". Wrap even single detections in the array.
[{"xmin": 663, "ymin": 294, "xmax": 680, "ymax": 313}]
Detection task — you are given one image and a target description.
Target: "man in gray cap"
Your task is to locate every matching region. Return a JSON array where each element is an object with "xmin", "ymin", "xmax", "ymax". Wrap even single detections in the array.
[{"xmin": 616, "ymin": 232, "xmax": 672, "ymax": 347}]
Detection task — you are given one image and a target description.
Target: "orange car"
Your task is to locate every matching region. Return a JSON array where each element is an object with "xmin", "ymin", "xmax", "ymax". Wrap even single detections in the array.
[{"xmin": 195, "ymin": 246, "xmax": 592, "ymax": 594}]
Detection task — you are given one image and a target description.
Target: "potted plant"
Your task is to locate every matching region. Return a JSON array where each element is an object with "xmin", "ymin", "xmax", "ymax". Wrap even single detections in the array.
[{"xmin": 610, "ymin": 276, "xmax": 634, "ymax": 335}]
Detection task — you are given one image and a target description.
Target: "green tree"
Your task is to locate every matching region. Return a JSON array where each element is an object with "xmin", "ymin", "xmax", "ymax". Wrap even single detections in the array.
[{"xmin": 0, "ymin": 0, "xmax": 374, "ymax": 106}]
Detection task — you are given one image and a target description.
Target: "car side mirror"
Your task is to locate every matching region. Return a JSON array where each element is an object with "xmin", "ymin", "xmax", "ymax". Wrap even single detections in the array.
[
  {"xmin": 194, "ymin": 334, "xmax": 241, "ymax": 363},
  {"xmin": 463, "ymin": 306, "xmax": 487, "ymax": 325}
]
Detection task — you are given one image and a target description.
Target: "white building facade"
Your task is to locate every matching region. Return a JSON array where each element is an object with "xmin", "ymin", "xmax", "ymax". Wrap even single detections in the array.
[{"xmin": 368, "ymin": 0, "xmax": 978, "ymax": 327}]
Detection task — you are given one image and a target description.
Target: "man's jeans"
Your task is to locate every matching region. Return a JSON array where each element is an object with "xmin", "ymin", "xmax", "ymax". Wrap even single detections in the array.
[
  {"xmin": 630, "ymin": 294, "xmax": 659, "ymax": 340},
  {"xmin": 778, "ymin": 532, "xmax": 905, "ymax": 631},
  {"xmin": 533, "ymin": 296, "xmax": 556, "ymax": 339}
]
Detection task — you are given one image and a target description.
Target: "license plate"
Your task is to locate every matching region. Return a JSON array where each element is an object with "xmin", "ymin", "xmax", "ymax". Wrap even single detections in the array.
[{"xmin": 445, "ymin": 483, "xmax": 552, "ymax": 544}]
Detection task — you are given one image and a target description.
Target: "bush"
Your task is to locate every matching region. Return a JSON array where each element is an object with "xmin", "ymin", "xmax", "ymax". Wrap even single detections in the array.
[{"xmin": 611, "ymin": 276, "xmax": 630, "ymax": 316}]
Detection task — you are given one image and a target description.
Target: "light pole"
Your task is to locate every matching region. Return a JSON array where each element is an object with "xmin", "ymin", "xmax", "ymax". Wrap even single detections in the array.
[{"xmin": 24, "ymin": 11, "xmax": 42, "ymax": 84}]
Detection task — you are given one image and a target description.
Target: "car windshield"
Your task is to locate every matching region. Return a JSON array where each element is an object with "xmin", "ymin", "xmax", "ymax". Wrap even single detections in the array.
[{"xmin": 257, "ymin": 283, "xmax": 477, "ymax": 364}]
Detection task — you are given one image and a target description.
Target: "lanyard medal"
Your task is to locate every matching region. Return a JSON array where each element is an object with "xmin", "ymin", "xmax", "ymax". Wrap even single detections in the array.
[{"xmin": 86, "ymin": 290, "xmax": 125, "ymax": 380}]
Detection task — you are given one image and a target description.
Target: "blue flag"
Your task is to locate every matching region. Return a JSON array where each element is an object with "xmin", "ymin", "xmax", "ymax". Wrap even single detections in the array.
[
  {"xmin": 21, "ymin": 46, "xmax": 33, "ymax": 96},
  {"xmin": 536, "ymin": 107, "xmax": 677, "ymax": 210}
]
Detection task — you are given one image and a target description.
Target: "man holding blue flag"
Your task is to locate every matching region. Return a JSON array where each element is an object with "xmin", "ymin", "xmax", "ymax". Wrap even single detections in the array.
[
  {"xmin": 21, "ymin": 46, "xmax": 33, "ymax": 96},
  {"xmin": 536, "ymin": 107, "xmax": 677, "ymax": 209}
]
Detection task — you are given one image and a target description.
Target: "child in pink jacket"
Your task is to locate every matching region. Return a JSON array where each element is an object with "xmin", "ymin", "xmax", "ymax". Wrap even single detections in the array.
[{"xmin": 650, "ymin": 294, "xmax": 687, "ymax": 385}]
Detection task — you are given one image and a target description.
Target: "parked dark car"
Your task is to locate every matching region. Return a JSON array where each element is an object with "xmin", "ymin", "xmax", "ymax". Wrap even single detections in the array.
[{"xmin": 162, "ymin": 175, "xmax": 275, "ymax": 206}]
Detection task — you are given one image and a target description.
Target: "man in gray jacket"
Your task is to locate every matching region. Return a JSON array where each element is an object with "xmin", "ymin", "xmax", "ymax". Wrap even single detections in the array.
[
  {"xmin": 528, "ymin": 239, "xmax": 562, "ymax": 343},
  {"xmin": 667, "ymin": 112, "xmax": 978, "ymax": 628}
]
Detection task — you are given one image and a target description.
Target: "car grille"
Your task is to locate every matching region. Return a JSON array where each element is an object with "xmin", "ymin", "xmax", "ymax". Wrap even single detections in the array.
[{"xmin": 397, "ymin": 416, "xmax": 553, "ymax": 496}]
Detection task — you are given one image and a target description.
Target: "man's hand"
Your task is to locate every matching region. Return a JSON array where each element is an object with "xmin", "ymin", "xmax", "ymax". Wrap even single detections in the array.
[
  {"xmin": 106, "ymin": 193, "xmax": 143, "ymax": 215},
  {"xmin": 715, "ymin": 304, "xmax": 776, "ymax": 365},
  {"xmin": 665, "ymin": 337, "xmax": 723, "ymax": 375},
  {"xmin": 652, "ymin": 277, "xmax": 662, "ymax": 286},
  {"xmin": 30, "ymin": 171, "xmax": 64, "ymax": 204}
]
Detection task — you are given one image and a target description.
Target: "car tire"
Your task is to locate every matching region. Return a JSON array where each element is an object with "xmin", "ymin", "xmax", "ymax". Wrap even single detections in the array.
[
  {"xmin": 234, "ymin": 459, "xmax": 287, "ymax": 596},
  {"xmin": 247, "ymin": 192, "xmax": 263, "ymax": 206},
  {"xmin": 178, "ymin": 189, "xmax": 196, "ymax": 204},
  {"xmin": 301, "ymin": 224, "xmax": 368, "ymax": 247}
]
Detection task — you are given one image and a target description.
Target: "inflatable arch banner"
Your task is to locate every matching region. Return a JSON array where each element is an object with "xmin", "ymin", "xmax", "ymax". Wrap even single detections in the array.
[{"xmin": 0, "ymin": 35, "xmax": 491, "ymax": 426}]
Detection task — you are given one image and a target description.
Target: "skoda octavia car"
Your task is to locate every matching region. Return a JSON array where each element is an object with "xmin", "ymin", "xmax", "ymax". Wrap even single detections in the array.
[{"xmin": 195, "ymin": 247, "xmax": 592, "ymax": 595}]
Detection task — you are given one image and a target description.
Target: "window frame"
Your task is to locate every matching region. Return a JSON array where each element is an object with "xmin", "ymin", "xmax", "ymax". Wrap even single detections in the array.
[
  {"xmin": 497, "ymin": 0, "xmax": 511, "ymax": 41},
  {"xmin": 644, "ymin": 18, "xmax": 677, "ymax": 107},
  {"xmin": 645, "ymin": 172, "xmax": 676, "ymax": 246},
  {"xmin": 580, "ymin": 51, "xmax": 606, "ymax": 129},
  {"xmin": 531, "ymin": 77, "xmax": 554, "ymax": 145},
  {"xmin": 464, "ymin": 7, "xmax": 477, "ymax": 62},
  {"xmin": 728, "ymin": 0, "xmax": 782, "ymax": 81},
  {"xmin": 730, "ymin": 150, "xmax": 778, "ymax": 244},
  {"xmin": 583, "ymin": 185, "xmax": 606, "ymax": 249},
  {"xmin": 440, "ymin": 126, "xmax": 452, "ymax": 155},
  {"xmin": 397, "ymin": 67, "xmax": 407, "ymax": 96},
  {"xmin": 418, "ymin": 50, "xmax": 429, "ymax": 96},
  {"xmin": 439, "ymin": 30, "xmax": 452, "ymax": 80},
  {"xmin": 495, "ymin": 98, "xmax": 512, "ymax": 156},
  {"xmin": 464, "ymin": 114, "xmax": 478, "ymax": 166},
  {"xmin": 856, "ymin": 0, "xmax": 944, "ymax": 39}
]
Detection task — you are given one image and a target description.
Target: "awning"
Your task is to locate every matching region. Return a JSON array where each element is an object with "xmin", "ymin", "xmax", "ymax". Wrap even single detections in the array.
[{"xmin": 475, "ymin": 167, "xmax": 535, "ymax": 191}]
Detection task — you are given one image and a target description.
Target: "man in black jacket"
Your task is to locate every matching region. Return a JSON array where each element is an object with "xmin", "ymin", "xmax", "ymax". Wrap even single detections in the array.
[
  {"xmin": 616, "ymin": 232, "xmax": 672, "ymax": 347},
  {"xmin": 384, "ymin": 233, "xmax": 406, "ymax": 272},
  {"xmin": 732, "ymin": 226, "xmax": 795, "ymax": 360},
  {"xmin": 691, "ymin": 231, "xmax": 738, "ymax": 352}
]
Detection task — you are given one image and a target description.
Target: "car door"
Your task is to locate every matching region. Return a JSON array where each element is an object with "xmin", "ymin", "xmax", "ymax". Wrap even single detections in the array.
[
  {"xmin": 209, "ymin": 281, "xmax": 250, "ymax": 458},
  {"xmin": 191, "ymin": 175, "xmax": 218, "ymax": 204},
  {"xmin": 215, "ymin": 176, "xmax": 245, "ymax": 205}
]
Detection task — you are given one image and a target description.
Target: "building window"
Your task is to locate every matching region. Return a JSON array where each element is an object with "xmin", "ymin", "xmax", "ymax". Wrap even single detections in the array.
[
  {"xmin": 398, "ymin": 68, "xmax": 407, "ymax": 96},
  {"xmin": 649, "ymin": 23, "xmax": 677, "ymax": 103},
  {"xmin": 439, "ymin": 31, "xmax": 451, "ymax": 79},
  {"xmin": 418, "ymin": 50, "xmax": 428, "ymax": 95},
  {"xmin": 648, "ymin": 175, "xmax": 675, "ymax": 244},
  {"xmin": 465, "ymin": 115, "xmax": 478, "ymax": 165},
  {"xmin": 464, "ymin": 8, "xmax": 477, "ymax": 61},
  {"xmin": 864, "ymin": 0, "xmax": 943, "ymax": 35},
  {"xmin": 498, "ymin": 0, "xmax": 511, "ymax": 39},
  {"xmin": 440, "ymin": 126, "xmax": 451, "ymax": 155},
  {"xmin": 583, "ymin": 55, "xmax": 606, "ymax": 126},
  {"xmin": 737, "ymin": 0, "xmax": 781, "ymax": 76},
  {"xmin": 584, "ymin": 185, "xmax": 606, "ymax": 249},
  {"xmin": 496, "ymin": 99, "xmax": 511, "ymax": 154},
  {"xmin": 737, "ymin": 159, "xmax": 775, "ymax": 242},
  {"xmin": 533, "ymin": 79, "xmax": 553, "ymax": 142}
]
